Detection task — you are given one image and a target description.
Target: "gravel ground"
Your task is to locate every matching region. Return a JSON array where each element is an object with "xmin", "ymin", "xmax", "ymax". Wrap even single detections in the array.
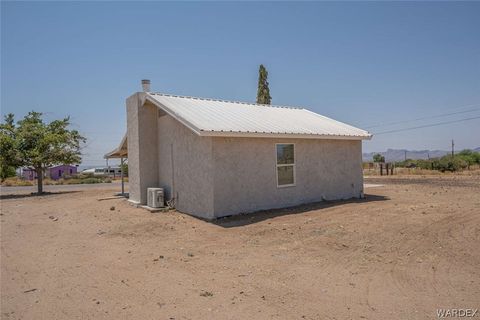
[{"xmin": 1, "ymin": 176, "xmax": 479, "ymax": 320}]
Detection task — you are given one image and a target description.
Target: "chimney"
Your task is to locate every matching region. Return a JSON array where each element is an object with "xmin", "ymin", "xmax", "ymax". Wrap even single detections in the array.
[{"xmin": 141, "ymin": 79, "xmax": 151, "ymax": 92}]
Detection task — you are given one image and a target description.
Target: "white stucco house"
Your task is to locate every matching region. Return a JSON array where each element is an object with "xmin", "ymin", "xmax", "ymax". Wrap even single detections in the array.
[{"xmin": 113, "ymin": 80, "xmax": 372, "ymax": 220}]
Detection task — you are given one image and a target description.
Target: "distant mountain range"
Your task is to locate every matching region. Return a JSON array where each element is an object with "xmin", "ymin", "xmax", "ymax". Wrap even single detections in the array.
[{"xmin": 363, "ymin": 147, "xmax": 480, "ymax": 162}]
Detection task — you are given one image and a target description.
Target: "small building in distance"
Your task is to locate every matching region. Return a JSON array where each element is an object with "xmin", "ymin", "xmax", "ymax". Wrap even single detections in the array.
[
  {"xmin": 21, "ymin": 164, "xmax": 77, "ymax": 180},
  {"xmin": 21, "ymin": 168, "xmax": 39, "ymax": 180},
  {"xmin": 49, "ymin": 165, "xmax": 77, "ymax": 180}
]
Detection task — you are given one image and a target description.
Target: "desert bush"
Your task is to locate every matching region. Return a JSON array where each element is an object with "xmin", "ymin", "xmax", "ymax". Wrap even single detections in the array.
[
  {"xmin": 456, "ymin": 149, "xmax": 480, "ymax": 166},
  {"xmin": 0, "ymin": 166, "xmax": 16, "ymax": 181},
  {"xmin": 394, "ymin": 150, "xmax": 478, "ymax": 172},
  {"xmin": 76, "ymin": 173, "xmax": 94, "ymax": 179},
  {"xmin": 63, "ymin": 175, "xmax": 113, "ymax": 184},
  {"xmin": 395, "ymin": 159, "xmax": 431, "ymax": 169},
  {"xmin": 2, "ymin": 177, "xmax": 34, "ymax": 186},
  {"xmin": 1, "ymin": 175, "xmax": 112, "ymax": 186},
  {"xmin": 44, "ymin": 179, "xmax": 59, "ymax": 185},
  {"xmin": 373, "ymin": 153, "xmax": 385, "ymax": 163},
  {"xmin": 432, "ymin": 156, "xmax": 468, "ymax": 172},
  {"xmin": 79, "ymin": 177, "xmax": 104, "ymax": 184},
  {"xmin": 55, "ymin": 178, "xmax": 79, "ymax": 185}
]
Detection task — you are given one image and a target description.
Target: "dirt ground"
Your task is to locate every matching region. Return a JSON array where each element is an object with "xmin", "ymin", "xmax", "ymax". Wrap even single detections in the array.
[{"xmin": 1, "ymin": 175, "xmax": 479, "ymax": 320}]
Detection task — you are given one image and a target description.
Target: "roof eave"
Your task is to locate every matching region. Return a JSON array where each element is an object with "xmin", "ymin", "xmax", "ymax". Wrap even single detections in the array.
[{"xmin": 198, "ymin": 131, "xmax": 373, "ymax": 140}]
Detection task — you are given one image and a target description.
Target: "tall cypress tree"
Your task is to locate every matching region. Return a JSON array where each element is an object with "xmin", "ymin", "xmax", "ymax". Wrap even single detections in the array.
[{"xmin": 256, "ymin": 64, "xmax": 272, "ymax": 105}]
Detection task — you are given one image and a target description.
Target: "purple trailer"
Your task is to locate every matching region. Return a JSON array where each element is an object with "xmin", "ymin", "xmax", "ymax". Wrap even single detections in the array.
[
  {"xmin": 21, "ymin": 165, "xmax": 77, "ymax": 180},
  {"xmin": 48, "ymin": 165, "xmax": 77, "ymax": 180}
]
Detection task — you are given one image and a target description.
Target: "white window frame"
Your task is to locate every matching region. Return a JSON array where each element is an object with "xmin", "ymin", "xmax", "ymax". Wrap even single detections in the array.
[{"xmin": 275, "ymin": 143, "xmax": 296, "ymax": 188}]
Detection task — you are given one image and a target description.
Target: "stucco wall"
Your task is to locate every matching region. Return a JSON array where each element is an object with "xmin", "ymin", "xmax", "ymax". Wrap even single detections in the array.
[
  {"xmin": 126, "ymin": 93, "xmax": 159, "ymax": 204},
  {"xmin": 128, "ymin": 97, "xmax": 363, "ymax": 218},
  {"xmin": 212, "ymin": 137, "xmax": 363, "ymax": 218},
  {"xmin": 157, "ymin": 114, "xmax": 215, "ymax": 219}
]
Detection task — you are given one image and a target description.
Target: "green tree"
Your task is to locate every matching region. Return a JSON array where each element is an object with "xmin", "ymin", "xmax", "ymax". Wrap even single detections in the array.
[
  {"xmin": 0, "ymin": 114, "xmax": 21, "ymax": 181},
  {"xmin": 256, "ymin": 64, "xmax": 272, "ymax": 105},
  {"xmin": 457, "ymin": 149, "xmax": 480, "ymax": 166},
  {"xmin": 121, "ymin": 162, "xmax": 128, "ymax": 176},
  {"xmin": 433, "ymin": 156, "xmax": 468, "ymax": 172},
  {"xmin": 373, "ymin": 153, "xmax": 385, "ymax": 163},
  {"xmin": 0, "ymin": 166, "xmax": 16, "ymax": 181},
  {"xmin": 0, "ymin": 112, "xmax": 85, "ymax": 193}
]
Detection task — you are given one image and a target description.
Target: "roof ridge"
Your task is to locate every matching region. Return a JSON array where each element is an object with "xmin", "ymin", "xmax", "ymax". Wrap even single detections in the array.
[{"xmin": 149, "ymin": 92, "xmax": 304, "ymax": 110}]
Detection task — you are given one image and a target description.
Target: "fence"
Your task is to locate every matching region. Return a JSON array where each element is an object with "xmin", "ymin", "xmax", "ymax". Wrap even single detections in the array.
[{"xmin": 363, "ymin": 162, "xmax": 395, "ymax": 176}]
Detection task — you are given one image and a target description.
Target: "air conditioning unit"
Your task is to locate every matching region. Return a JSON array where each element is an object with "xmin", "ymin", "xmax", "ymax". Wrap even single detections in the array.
[{"xmin": 147, "ymin": 188, "xmax": 164, "ymax": 208}]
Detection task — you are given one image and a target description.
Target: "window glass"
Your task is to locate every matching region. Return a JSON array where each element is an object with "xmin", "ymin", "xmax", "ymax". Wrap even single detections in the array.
[
  {"xmin": 277, "ymin": 166, "xmax": 294, "ymax": 185},
  {"xmin": 276, "ymin": 144, "xmax": 295, "ymax": 186},
  {"xmin": 276, "ymin": 144, "xmax": 294, "ymax": 164}
]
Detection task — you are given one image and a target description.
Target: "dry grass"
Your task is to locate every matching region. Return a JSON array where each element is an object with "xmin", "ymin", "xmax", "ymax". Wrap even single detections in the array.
[
  {"xmin": 1, "ymin": 177, "xmax": 35, "ymax": 187},
  {"xmin": 1, "ymin": 176, "xmax": 113, "ymax": 187},
  {"xmin": 111, "ymin": 177, "xmax": 129, "ymax": 182}
]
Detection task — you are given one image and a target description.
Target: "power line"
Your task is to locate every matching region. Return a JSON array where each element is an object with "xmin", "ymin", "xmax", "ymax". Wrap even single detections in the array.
[
  {"xmin": 374, "ymin": 116, "xmax": 480, "ymax": 135},
  {"xmin": 365, "ymin": 106, "xmax": 480, "ymax": 129}
]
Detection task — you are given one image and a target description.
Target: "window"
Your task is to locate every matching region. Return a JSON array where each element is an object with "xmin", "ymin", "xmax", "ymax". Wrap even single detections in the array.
[{"xmin": 276, "ymin": 144, "xmax": 295, "ymax": 187}]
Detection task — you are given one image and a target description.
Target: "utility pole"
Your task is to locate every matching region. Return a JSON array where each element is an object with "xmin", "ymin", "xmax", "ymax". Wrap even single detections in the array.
[
  {"xmin": 404, "ymin": 150, "xmax": 407, "ymax": 161},
  {"xmin": 451, "ymin": 140, "xmax": 455, "ymax": 158}
]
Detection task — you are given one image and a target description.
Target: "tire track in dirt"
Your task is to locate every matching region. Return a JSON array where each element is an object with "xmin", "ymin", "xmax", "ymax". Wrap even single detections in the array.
[{"xmin": 388, "ymin": 211, "xmax": 479, "ymax": 308}]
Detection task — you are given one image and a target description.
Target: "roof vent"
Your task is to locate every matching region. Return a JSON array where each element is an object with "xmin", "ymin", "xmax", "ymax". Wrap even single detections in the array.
[{"xmin": 141, "ymin": 79, "xmax": 151, "ymax": 92}]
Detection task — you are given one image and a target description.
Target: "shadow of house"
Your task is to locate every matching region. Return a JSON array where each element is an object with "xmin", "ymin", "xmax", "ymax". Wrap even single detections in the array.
[
  {"xmin": 212, "ymin": 194, "xmax": 389, "ymax": 228},
  {"xmin": 0, "ymin": 191, "xmax": 79, "ymax": 200}
]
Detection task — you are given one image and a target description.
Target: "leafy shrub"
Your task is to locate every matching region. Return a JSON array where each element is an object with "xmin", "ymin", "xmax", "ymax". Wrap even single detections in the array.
[
  {"xmin": 457, "ymin": 149, "xmax": 480, "ymax": 166},
  {"xmin": 373, "ymin": 153, "xmax": 385, "ymax": 163},
  {"xmin": 432, "ymin": 157, "xmax": 468, "ymax": 172},
  {"xmin": 394, "ymin": 149, "xmax": 479, "ymax": 172},
  {"xmin": 0, "ymin": 166, "xmax": 16, "ymax": 181}
]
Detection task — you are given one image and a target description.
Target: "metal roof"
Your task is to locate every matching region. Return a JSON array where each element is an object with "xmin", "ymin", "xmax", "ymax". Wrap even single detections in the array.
[{"xmin": 145, "ymin": 93, "xmax": 372, "ymax": 140}]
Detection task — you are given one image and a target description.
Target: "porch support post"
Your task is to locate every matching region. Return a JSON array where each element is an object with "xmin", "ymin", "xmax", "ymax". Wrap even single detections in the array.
[{"xmin": 120, "ymin": 157, "xmax": 125, "ymax": 195}]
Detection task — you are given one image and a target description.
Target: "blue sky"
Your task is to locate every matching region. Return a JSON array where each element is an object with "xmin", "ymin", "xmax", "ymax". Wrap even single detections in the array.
[{"xmin": 2, "ymin": 1, "xmax": 479, "ymax": 166}]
